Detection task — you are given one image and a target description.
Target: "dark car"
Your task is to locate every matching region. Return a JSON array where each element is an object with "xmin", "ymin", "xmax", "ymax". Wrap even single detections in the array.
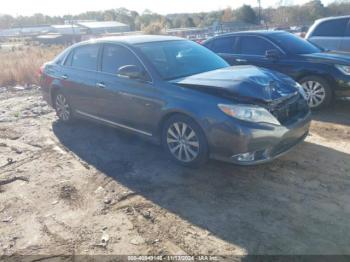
[
  {"xmin": 40, "ymin": 35, "xmax": 310, "ymax": 167},
  {"xmin": 203, "ymin": 31, "xmax": 350, "ymax": 109}
]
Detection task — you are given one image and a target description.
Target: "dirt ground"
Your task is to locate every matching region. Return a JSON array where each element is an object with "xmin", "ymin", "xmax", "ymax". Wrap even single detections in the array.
[{"xmin": 0, "ymin": 86, "xmax": 349, "ymax": 258}]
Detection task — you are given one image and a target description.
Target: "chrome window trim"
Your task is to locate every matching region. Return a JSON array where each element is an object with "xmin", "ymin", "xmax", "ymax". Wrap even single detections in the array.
[{"xmin": 75, "ymin": 110, "xmax": 152, "ymax": 137}]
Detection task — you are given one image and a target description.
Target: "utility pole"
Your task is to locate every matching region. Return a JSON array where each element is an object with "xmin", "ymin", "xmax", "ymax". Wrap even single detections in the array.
[
  {"xmin": 71, "ymin": 19, "xmax": 76, "ymax": 44},
  {"xmin": 257, "ymin": 0, "xmax": 262, "ymax": 24}
]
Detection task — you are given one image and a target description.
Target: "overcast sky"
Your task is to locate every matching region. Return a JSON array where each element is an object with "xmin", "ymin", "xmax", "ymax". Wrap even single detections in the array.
[{"xmin": 2, "ymin": 0, "xmax": 336, "ymax": 16}]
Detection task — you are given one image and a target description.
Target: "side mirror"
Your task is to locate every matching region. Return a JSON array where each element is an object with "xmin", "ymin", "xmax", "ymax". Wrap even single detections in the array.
[
  {"xmin": 265, "ymin": 49, "xmax": 280, "ymax": 60},
  {"xmin": 117, "ymin": 65, "xmax": 147, "ymax": 81}
]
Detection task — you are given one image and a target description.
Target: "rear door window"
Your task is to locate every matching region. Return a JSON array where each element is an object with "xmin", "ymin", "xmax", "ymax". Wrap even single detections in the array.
[
  {"xmin": 211, "ymin": 37, "xmax": 236, "ymax": 53},
  {"xmin": 64, "ymin": 51, "xmax": 74, "ymax": 66},
  {"xmin": 71, "ymin": 44, "xmax": 100, "ymax": 71},
  {"xmin": 53, "ymin": 48, "xmax": 70, "ymax": 65},
  {"xmin": 101, "ymin": 44, "xmax": 143, "ymax": 74},
  {"xmin": 313, "ymin": 18, "xmax": 348, "ymax": 37},
  {"xmin": 238, "ymin": 36, "xmax": 276, "ymax": 56}
]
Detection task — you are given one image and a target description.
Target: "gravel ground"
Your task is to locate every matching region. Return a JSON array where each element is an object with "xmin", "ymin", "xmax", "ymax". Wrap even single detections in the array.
[{"xmin": 0, "ymin": 86, "xmax": 349, "ymax": 258}]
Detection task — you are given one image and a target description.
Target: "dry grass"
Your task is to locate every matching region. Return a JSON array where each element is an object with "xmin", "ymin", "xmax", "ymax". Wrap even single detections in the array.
[{"xmin": 0, "ymin": 45, "xmax": 64, "ymax": 86}]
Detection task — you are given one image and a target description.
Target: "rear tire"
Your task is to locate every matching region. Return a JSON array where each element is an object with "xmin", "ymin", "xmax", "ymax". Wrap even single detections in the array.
[
  {"xmin": 53, "ymin": 91, "xmax": 73, "ymax": 123},
  {"xmin": 299, "ymin": 76, "xmax": 332, "ymax": 109},
  {"xmin": 162, "ymin": 115, "xmax": 208, "ymax": 167}
]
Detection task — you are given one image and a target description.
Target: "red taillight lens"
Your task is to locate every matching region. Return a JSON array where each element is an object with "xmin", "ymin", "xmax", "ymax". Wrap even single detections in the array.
[{"xmin": 38, "ymin": 64, "xmax": 45, "ymax": 78}]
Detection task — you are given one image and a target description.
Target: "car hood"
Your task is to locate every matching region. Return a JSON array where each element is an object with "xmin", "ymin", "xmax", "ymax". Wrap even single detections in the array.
[
  {"xmin": 299, "ymin": 51, "xmax": 350, "ymax": 65},
  {"xmin": 171, "ymin": 66, "xmax": 298, "ymax": 103}
]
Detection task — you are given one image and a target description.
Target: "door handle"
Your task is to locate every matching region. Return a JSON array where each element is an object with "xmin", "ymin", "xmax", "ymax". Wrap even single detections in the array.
[
  {"xmin": 96, "ymin": 82, "xmax": 106, "ymax": 88},
  {"xmin": 61, "ymin": 74, "xmax": 68, "ymax": 80},
  {"xmin": 235, "ymin": 59, "xmax": 247, "ymax": 63}
]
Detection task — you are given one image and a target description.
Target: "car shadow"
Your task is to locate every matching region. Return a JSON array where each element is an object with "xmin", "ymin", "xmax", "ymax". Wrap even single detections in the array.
[
  {"xmin": 311, "ymin": 99, "xmax": 350, "ymax": 126},
  {"xmin": 52, "ymin": 118, "xmax": 350, "ymax": 255}
]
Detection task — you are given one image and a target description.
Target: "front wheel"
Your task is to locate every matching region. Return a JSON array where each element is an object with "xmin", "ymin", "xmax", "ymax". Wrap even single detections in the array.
[
  {"xmin": 299, "ymin": 76, "xmax": 332, "ymax": 109},
  {"xmin": 54, "ymin": 91, "xmax": 73, "ymax": 122},
  {"xmin": 162, "ymin": 115, "xmax": 208, "ymax": 167}
]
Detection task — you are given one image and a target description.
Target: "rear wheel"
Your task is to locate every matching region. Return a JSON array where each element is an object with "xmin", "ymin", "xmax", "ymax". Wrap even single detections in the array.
[
  {"xmin": 162, "ymin": 115, "xmax": 208, "ymax": 167},
  {"xmin": 54, "ymin": 91, "xmax": 73, "ymax": 122},
  {"xmin": 299, "ymin": 76, "xmax": 332, "ymax": 109}
]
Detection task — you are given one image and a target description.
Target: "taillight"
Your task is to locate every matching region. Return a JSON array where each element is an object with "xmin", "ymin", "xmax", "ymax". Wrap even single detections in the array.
[{"xmin": 38, "ymin": 64, "xmax": 46, "ymax": 78}]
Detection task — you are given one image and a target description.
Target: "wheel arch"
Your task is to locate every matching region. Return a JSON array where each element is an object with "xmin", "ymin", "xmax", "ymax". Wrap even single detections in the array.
[
  {"xmin": 157, "ymin": 110, "xmax": 207, "ymax": 140},
  {"xmin": 50, "ymin": 84, "xmax": 63, "ymax": 109},
  {"xmin": 296, "ymin": 71, "xmax": 335, "ymax": 90}
]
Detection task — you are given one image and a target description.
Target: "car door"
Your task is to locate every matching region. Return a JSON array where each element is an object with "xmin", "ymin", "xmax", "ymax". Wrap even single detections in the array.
[
  {"xmin": 60, "ymin": 43, "xmax": 101, "ymax": 115},
  {"xmin": 234, "ymin": 35, "xmax": 281, "ymax": 68},
  {"xmin": 94, "ymin": 43, "xmax": 161, "ymax": 136},
  {"xmin": 309, "ymin": 18, "xmax": 348, "ymax": 51},
  {"xmin": 205, "ymin": 36, "xmax": 239, "ymax": 65},
  {"xmin": 339, "ymin": 18, "xmax": 350, "ymax": 52},
  {"xmin": 234, "ymin": 35, "xmax": 301, "ymax": 78}
]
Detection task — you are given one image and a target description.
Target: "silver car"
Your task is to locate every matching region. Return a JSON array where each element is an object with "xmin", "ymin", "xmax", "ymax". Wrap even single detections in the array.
[{"xmin": 306, "ymin": 15, "xmax": 350, "ymax": 52}]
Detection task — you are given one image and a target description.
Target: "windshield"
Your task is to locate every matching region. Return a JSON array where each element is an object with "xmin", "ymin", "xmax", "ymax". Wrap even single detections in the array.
[
  {"xmin": 136, "ymin": 40, "xmax": 229, "ymax": 80},
  {"xmin": 270, "ymin": 33, "xmax": 321, "ymax": 55}
]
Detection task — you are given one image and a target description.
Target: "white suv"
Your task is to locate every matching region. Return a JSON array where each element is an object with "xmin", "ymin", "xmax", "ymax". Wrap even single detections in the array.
[{"xmin": 306, "ymin": 16, "xmax": 350, "ymax": 52}]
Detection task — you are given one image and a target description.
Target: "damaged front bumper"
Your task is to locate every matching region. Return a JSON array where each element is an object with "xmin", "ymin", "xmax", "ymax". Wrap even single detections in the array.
[{"xmin": 208, "ymin": 110, "xmax": 311, "ymax": 165}]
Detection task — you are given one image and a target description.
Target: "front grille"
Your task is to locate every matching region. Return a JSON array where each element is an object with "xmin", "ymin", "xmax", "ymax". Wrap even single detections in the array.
[{"xmin": 269, "ymin": 95, "xmax": 308, "ymax": 125}]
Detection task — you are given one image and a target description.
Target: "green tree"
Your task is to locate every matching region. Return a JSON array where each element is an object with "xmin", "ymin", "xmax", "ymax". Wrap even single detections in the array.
[
  {"xmin": 303, "ymin": 0, "xmax": 326, "ymax": 21},
  {"xmin": 236, "ymin": 5, "xmax": 257, "ymax": 24},
  {"xmin": 1, "ymin": 2, "xmax": 350, "ymax": 31},
  {"xmin": 327, "ymin": 1, "xmax": 350, "ymax": 16},
  {"xmin": 183, "ymin": 17, "xmax": 195, "ymax": 27}
]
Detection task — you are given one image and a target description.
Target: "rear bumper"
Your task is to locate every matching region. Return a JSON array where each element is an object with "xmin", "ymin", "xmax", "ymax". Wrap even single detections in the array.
[{"xmin": 208, "ymin": 111, "xmax": 311, "ymax": 165}]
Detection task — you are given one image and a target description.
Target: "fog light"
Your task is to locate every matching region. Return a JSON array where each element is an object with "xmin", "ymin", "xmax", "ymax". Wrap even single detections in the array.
[{"xmin": 235, "ymin": 152, "xmax": 255, "ymax": 162}]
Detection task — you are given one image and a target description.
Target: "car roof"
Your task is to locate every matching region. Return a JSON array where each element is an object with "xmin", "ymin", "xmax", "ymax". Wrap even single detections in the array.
[
  {"xmin": 207, "ymin": 31, "xmax": 291, "ymax": 41},
  {"xmin": 215, "ymin": 30, "xmax": 288, "ymax": 37},
  {"xmin": 78, "ymin": 35, "xmax": 184, "ymax": 46},
  {"xmin": 314, "ymin": 15, "xmax": 350, "ymax": 24},
  {"xmin": 305, "ymin": 15, "xmax": 350, "ymax": 39}
]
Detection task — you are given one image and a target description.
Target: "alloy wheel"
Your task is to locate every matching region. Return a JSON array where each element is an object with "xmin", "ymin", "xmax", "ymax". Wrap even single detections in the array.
[
  {"xmin": 166, "ymin": 122, "xmax": 200, "ymax": 163},
  {"xmin": 55, "ymin": 94, "xmax": 70, "ymax": 121},
  {"xmin": 301, "ymin": 81, "xmax": 326, "ymax": 108}
]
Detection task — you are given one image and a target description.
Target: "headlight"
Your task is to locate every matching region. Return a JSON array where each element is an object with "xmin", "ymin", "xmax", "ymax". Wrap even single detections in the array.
[
  {"xmin": 335, "ymin": 64, "xmax": 350, "ymax": 75},
  {"xmin": 218, "ymin": 104, "xmax": 280, "ymax": 125},
  {"xmin": 295, "ymin": 82, "xmax": 308, "ymax": 100}
]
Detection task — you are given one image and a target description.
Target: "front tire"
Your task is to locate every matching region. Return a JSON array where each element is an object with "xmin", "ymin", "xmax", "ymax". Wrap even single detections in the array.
[
  {"xmin": 162, "ymin": 115, "xmax": 208, "ymax": 167},
  {"xmin": 299, "ymin": 76, "xmax": 332, "ymax": 109},
  {"xmin": 53, "ymin": 91, "xmax": 73, "ymax": 123}
]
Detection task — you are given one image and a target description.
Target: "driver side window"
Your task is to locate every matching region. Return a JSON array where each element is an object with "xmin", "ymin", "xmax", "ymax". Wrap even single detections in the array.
[
  {"xmin": 101, "ymin": 44, "xmax": 144, "ymax": 75},
  {"xmin": 211, "ymin": 36, "xmax": 236, "ymax": 54},
  {"xmin": 238, "ymin": 36, "xmax": 276, "ymax": 56}
]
